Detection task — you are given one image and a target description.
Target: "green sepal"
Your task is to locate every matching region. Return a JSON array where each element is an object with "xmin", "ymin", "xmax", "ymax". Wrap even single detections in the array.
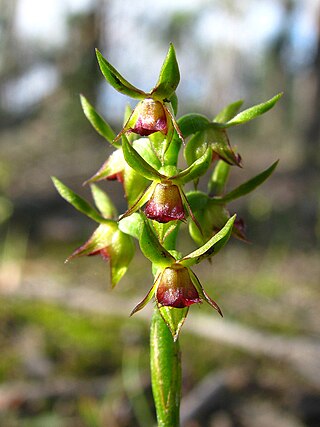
[
  {"xmin": 208, "ymin": 160, "xmax": 230, "ymax": 196},
  {"xmin": 186, "ymin": 191, "xmax": 209, "ymax": 211},
  {"xmin": 80, "ymin": 95, "xmax": 118, "ymax": 147},
  {"xmin": 174, "ymin": 113, "xmax": 210, "ymax": 144},
  {"xmin": 133, "ymin": 138, "xmax": 162, "ymax": 170},
  {"xmin": 123, "ymin": 138, "xmax": 162, "ymax": 206},
  {"xmin": 189, "ymin": 202, "xmax": 230, "ymax": 247},
  {"xmin": 151, "ymin": 43, "xmax": 180, "ymax": 99},
  {"xmin": 90, "ymin": 184, "xmax": 117, "ymax": 219},
  {"xmin": 152, "ymin": 221, "xmax": 181, "ymax": 251},
  {"xmin": 109, "ymin": 228, "xmax": 135, "ymax": 287},
  {"xmin": 96, "ymin": 49, "xmax": 147, "ymax": 99},
  {"xmin": 218, "ymin": 160, "xmax": 279, "ymax": 203},
  {"xmin": 130, "ymin": 279, "xmax": 158, "ymax": 316},
  {"xmin": 214, "ymin": 99, "xmax": 244, "ymax": 123},
  {"xmin": 122, "ymin": 135, "xmax": 166, "ymax": 181},
  {"xmin": 169, "ymin": 92, "xmax": 178, "ymax": 116},
  {"xmin": 179, "ymin": 215, "xmax": 236, "ymax": 267},
  {"xmin": 171, "ymin": 147, "xmax": 212, "ymax": 185},
  {"xmin": 149, "ymin": 131, "xmax": 167, "ymax": 164},
  {"xmin": 158, "ymin": 306, "xmax": 188, "ymax": 341},
  {"xmin": 84, "ymin": 149, "xmax": 124, "ymax": 184},
  {"xmin": 118, "ymin": 212, "xmax": 144, "ymax": 240},
  {"xmin": 207, "ymin": 128, "xmax": 241, "ymax": 166},
  {"xmin": 67, "ymin": 222, "xmax": 135, "ymax": 287},
  {"xmin": 123, "ymin": 104, "xmax": 137, "ymax": 143},
  {"xmin": 139, "ymin": 217, "xmax": 175, "ymax": 268},
  {"xmin": 52, "ymin": 177, "xmax": 107, "ymax": 224},
  {"xmin": 223, "ymin": 93, "xmax": 283, "ymax": 127},
  {"xmin": 162, "ymin": 132, "xmax": 181, "ymax": 167},
  {"xmin": 189, "ymin": 269, "xmax": 222, "ymax": 315},
  {"xmin": 123, "ymin": 163, "xmax": 150, "ymax": 208},
  {"xmin": 184, "ymin": 130, "xmax": 208, "ymax": 167},
  {"xmin": 68, "ymin": 222, "xmax": 116, "ymax": 259},
  {"xmin": 120, "ymin": 183, "xmax": 155, "ymax": 220}
]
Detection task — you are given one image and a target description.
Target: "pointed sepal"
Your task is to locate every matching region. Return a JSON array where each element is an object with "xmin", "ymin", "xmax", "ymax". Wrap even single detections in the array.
[
  {"xmin": 171, "ymin": 146, "xmax": 212, "ymax": 185},
  {"xmin": 139, "ymin": 216, "xmax": 176, "ymax": 268},
  {"xmin": 52, "ymin": 177, "xmax": 106, "ymax": 224},
  {"xmin": 179, "ymin": 215, "xmax": 236, "ymax": 267},
  {"xmin": 219, "ymin": 160, "xmax": 279, "ymax": 203},
  {"xmin": 158, "ymin": 306, "xmax": 189, "ymax": 341},
  {"xmin": 223, "ymin": 93, "xmax": 283, "ymax": 127},
  {"xmin": 67, "ymin": 222, "xmax": 135, "ymax": 287},
  {"xmin": 214, "ymin": 99, "xmax": 244, "ymax": 123},
  {"xmin": 122, "ymin": 135, "xmax": 166, "ymax": 181},
  {"xmin": 90, "ymin": 184, "xmax": 117, "ymax": 219},
  {"xmin": 151, "ymin": 43, "xmax": 180, "ymax": 99},
  {"xmin": 80, "ymin": 95, "xmax": 118, "ymax": 147},
  {"xmin": 96, "ymin": 49, "xmax": 147, "ymax": 99}
]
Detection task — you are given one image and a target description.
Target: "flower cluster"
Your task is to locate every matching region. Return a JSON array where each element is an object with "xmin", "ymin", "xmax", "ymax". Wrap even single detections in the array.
[{"xmin": 53, "ymin": 44, "xmax": 281, "ymax": 338}]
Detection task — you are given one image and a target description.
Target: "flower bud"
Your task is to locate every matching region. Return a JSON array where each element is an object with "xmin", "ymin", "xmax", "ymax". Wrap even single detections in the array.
[
  {"xmin": 130, "ymin": 99, "xmax": 167, "ymax": 136},
  {"xmin": 156, "ymin": 265, "xmax": 201, "ymax": 308},
  {"xmin": 144, "ymin": 183, "xmax": 185, "ymax": 223},
  {"xmin": 68, "ymin": 223, "xmax": 134, "ymax": 287}
]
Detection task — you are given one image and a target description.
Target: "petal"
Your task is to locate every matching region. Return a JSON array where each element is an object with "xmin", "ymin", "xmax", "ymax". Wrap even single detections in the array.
[{"xmin": 156, "ymin": 266, "xmax": 201, "ymax": 308}]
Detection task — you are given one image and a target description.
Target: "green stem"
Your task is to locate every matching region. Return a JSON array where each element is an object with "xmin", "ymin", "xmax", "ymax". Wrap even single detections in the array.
[{"xmin": 150, "ymin": 307, "xmax": 181, "ymax": 427}]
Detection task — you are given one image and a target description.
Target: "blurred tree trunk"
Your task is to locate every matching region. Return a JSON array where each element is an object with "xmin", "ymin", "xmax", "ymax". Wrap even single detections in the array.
[{"xmin": 304, "ymin": 12, "xmax": 320, "ymax": 173}]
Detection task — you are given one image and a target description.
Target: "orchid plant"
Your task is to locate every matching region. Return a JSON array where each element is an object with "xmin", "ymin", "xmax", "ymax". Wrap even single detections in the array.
[{"xmin": 53, "ymin": 44, "xmax": 281, "ymax": 426}]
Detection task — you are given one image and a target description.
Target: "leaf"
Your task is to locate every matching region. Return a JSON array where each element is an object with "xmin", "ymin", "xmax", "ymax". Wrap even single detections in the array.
[
  {"xmin": 52, "ymin": 177, "xmax": 106, "ymax": 224},
  {"xmin": 219, "ymin": 160, "xmax": 279, "ymax": 203},
  {"xmin": 214, "ymin": 99, "xmax": 244, "ymax": 123},
  {"xmin": 151, "ymin": 43, "xmax": 180, "ymax": 99},
  {"xmin": 90, "ymin": 184, "xmax": 117, "ymax": 219},
  {"xmin": 158, "ymin": 306, "xmax": 188, "ymax": 341},
  {"xmin": 139, "ymin": 217, "xmax": 175, "ymax": 268},
  {"xmin": 179, "ymin": 215, "xmax": 236, "ymax": 267},
  {"xmin": 96, "ymin": 49, "xmax": 147, "ymax": 99},
  {"xmin": 172, "ymin": 147, "xmax": 212, "ymax": 185},
  {"xmin": 122, "ymin": 135, "xmax": 166, "ymax": 181},
  {"xmin": 223, "ymin": 93, "xmax": 283, "ymax": 127},
  {"xmin": 80, "ymin": 95, "xmax": 118, "ymax": 146}
]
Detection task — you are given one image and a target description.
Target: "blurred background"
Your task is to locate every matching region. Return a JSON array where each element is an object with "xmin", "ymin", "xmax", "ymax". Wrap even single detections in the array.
[{"xmin": 0, "ymin": 0, "xmax": 320, "ymax": 426}]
